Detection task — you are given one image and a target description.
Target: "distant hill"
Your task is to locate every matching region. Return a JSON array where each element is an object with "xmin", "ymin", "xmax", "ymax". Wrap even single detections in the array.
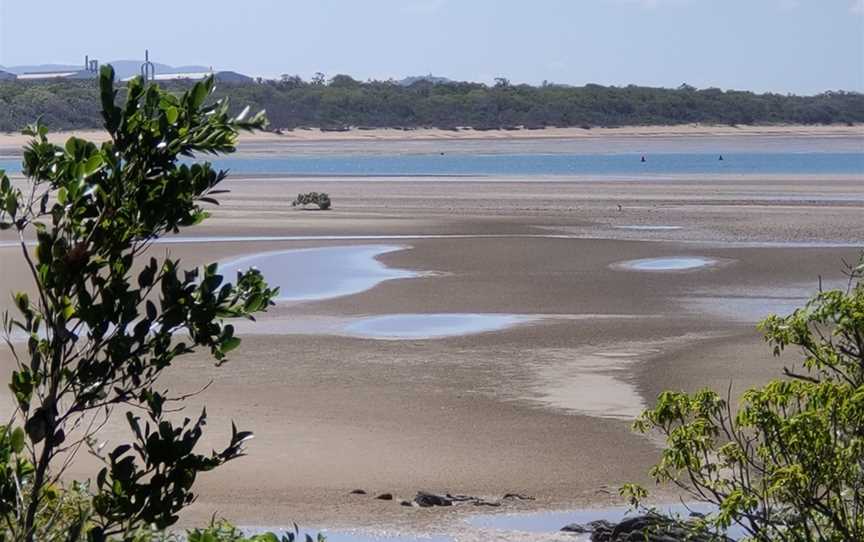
[
  {"xmin": 0, "ymin": 61, "xmax": 212, "ymax": 80},
  {"xmin": 103, "ymin": 61, "xmax": 212, "ymax": 80}
]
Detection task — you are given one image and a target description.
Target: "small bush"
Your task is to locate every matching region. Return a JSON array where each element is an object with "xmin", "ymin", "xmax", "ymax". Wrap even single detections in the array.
[
  {"xmin": 187, "ymin": 520, "xmax": 325, "ymax": 542},
  {"xmin": 292, "ymin": 192, "xmax": 332, "ymax": 210},
  {"xmin": 625, "ymin": 256, "xmax": 864, "ymax": 541}
]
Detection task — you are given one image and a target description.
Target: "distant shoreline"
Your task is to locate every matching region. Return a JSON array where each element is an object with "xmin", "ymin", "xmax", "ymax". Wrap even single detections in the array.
[
  {"xmin": 2, "ymin": 124, "xmax": 861, "ymax": 161},
  {"xmin": 255, "ymin": 123, "xmax": 864, "ymax": 141},
  {"xmin": 1, "ymin": 123, "xmax": 862, "ymax": 146}
]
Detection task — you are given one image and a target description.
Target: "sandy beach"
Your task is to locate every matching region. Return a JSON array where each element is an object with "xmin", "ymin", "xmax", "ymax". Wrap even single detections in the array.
[
  {"xmin": 1, "ymin": 124, "xmax": 863, "ymax": 158},
  {"xmin": 0, "ymin": 128, "xmax": 862, "ymax": 540}
]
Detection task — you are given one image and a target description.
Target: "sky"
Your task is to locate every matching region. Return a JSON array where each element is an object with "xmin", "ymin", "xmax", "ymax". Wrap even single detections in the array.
[{"xmin": 0, "ymin": 0, "xmax": 862, "ymax": 95}]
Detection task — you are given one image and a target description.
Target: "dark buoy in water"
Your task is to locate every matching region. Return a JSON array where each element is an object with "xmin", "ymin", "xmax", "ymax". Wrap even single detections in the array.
[
  {"xmin": 440, "ymin": 152, "xmax": 445, "ymax": 156},
  {"xmin": 718, "ymin": 155, "xmax": 724, "ymax": 161},
  {"xmin": 641, "ymin": 155, "xmax": 646, "ymax": 163}
]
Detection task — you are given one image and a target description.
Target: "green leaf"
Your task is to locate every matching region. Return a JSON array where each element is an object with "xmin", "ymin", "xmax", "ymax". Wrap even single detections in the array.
[
  {"xmin": 190, "ymin": 80, "xmax": 209, "ymax": 109},
  {"xmin": 221, "ymin": 336, "xmax": 241, "ymax": 353},
  {"xmin": 82, "ymin": 154, "xmax": 104, "ymax": 176},
  {"xmin": 10, "ymin": 427, "xmax": 25, "ymax": 453},
  {"xmin": 165, "ymin": 106, "xmax": 179, "ymax": 124}
]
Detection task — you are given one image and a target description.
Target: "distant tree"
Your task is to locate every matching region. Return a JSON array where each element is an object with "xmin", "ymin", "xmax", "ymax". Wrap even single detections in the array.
[
  {"xmin": 494, "ymin": 77, "xmax": 511, "ymax": 88},
  {"xmin": 280, "ymin": 74, "xmax": 305, "ymax": 87},
  {"xmin": 1, "ymin": 77, "xmax": 862, "ymax": 132},
  {"xmin": 311, "ymin": 72, "xmax": 326, "ymax": 86},
  {"xmin": 328, "ymin": 74, "xmax": 360, "ymax": 88}
]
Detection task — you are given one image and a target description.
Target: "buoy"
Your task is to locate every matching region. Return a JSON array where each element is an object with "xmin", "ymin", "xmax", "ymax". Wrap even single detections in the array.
[
  {"xmin": 641, "ymin": 155, "xmax": 646, "ymax": 163},
  {"xmin": 718, "ymin": 155, "xmax": 724, "ymax": 161}
]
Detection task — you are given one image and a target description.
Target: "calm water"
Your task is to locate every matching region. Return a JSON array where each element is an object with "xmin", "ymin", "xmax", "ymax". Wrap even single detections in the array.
[
  {"xmin": 243, "ymin": 527, "xmax": 450, "ymax": 542},
  {"xmin": 2, "ymin": 152, "xmax": 862, "ymax": 176},
  {"xmin": 218, "ymin": 245, "xmax": 416, "ymax": 302},
  {"xmin": 612, "ymin": 256, "xmax": 721, "ymax": 271},
  {"xmin": 343, "ymin": 313, "xmax": 531, "ymax": 340},
  {"xmin": 468, "ymin": 503, "xmax": 747, "ymax": 540}
]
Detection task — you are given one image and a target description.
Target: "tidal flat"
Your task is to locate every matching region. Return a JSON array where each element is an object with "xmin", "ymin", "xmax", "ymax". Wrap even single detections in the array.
[{"xmin": 0, "ymin": 129, "xmax": 861, "ymax": 540}]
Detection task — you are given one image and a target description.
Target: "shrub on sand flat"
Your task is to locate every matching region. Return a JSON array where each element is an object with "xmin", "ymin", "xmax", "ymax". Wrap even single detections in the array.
[{"xmin": 292, "ymin": 192, "xmax": 332, "ymax": 210}]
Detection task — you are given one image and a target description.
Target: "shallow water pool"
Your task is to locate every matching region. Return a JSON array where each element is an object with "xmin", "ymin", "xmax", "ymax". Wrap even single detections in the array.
[
  {"xmin": 612, "ymin": 256, "xmax": 720, "ymax": 271},
  {"xmin": 468, "ymin": 503, "xmax": 746, "ymax": 539},
  {"xmin": 219, "ymin": 245, "xmax": 417, "ymax": 301},
  {"xmin": 343, "ymin": 313, "xmax": 532, "ymax": 340},
  {"xmin": 243, "ymin": 526, "xmax": 450, "ymax": 542},
  {"xmin": 613, "ymin": 225, "xmax": 683, "ymax": 231}
]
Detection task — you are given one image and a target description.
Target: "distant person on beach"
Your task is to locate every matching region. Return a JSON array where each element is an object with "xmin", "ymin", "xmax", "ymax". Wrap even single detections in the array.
[{"xmin": 641, "ymin": 155, "xmax": 646, "ymax": 162}]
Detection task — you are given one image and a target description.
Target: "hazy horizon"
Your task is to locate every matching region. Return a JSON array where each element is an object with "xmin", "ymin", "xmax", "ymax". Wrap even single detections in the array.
[{"xmin": 1, "ymin": 0, "xmax": 862, "ymax": 95}]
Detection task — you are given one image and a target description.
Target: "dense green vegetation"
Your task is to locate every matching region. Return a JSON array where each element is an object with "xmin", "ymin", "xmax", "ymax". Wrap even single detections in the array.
[
  {"xmin": 0, "ymin": 67, "xmax": 303, "ymax": 541},
  {"xmin": 1, "ymin": 75, "xmax": 862, "ymax": 133},
  {"xmin": 624, "ymin": 258, "xmax": 864, "ymax": 541}
]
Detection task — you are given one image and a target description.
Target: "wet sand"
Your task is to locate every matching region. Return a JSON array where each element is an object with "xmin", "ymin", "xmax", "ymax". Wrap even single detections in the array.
[{"xmin": 0, "ymin": 132, "xmax": 862, "ymax": 539}]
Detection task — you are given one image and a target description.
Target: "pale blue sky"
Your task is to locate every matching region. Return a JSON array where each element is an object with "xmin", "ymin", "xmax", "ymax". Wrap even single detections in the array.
[{"xmin": 0, "ymin": 0, "xmax": 862, "ymax": 94}]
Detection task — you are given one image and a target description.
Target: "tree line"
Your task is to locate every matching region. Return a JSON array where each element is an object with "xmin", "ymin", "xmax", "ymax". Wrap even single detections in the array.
[{"xmin": 1, "ymin": 74, "xmax": 862, "ymax": 133}]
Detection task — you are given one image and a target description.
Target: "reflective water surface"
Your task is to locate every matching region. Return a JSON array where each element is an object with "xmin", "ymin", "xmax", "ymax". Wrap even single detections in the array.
[
  {"xmin": 613, "ymin": 225, "xmax": 683, "ymax": 231},
  {"xmin": 468, "ymin": 503, "xmax": 747, "ymax": 540},
  {"xmin": 612, "ymin": 256, "xmax": 720, "ymax": 271},
  {"xmin": 243, "ymin": 526, "xmax": 450, "ymax": 542},
  {"xmin": 343, "ymin": 313, "xmax": 533, "ymax": 340},
  {"xmin": 219, "ymin": 245, "xmax": 417, "ymax": 301}
]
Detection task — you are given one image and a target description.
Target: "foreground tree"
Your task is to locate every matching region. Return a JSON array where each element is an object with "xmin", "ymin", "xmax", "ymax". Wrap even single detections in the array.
[
  {"xmin": 625, "ymin": 259, "xmax": 864, "ymax": 541},
  {"xmin": 0, "ymin": 66, "xmax": 280, "ymax": 541}
]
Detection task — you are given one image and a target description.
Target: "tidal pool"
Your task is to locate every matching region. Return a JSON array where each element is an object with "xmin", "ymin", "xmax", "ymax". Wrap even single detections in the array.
[
  {"xmin": 468, "ymin": 503, "xmax": 746, "ymax": 540},
  {"xmin": 612, "ymin": 256, "xmax": 720, "ymax": 271},
  {"xmin": 613, "ymin": 225, "xmax": 683, "ymax": 231},
  {"xmin": 243, "ymin": 527, "xmax": 450, "ymax": 542},
  {"xmin": 343, "ymin": 313, "xmax": 532, "ymax": 340},
  {"xmin": 218, "ymin": 245, "xmax": 417, "ymax": 302}
]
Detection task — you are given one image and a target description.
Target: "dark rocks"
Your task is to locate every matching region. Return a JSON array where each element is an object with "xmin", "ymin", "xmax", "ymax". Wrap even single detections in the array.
[
  {"xmin": 444, "ymin": 494, "xmax": 474, "ymax": 503},
  {"xmin": 503, "ymin": 493, "xmax": 535, "ymax": 501},
  {"xmin": 575, "ymin": 513, "xmax": 732, "ymax": 542},
  {"xmin": 412, "ymin": 491, "xmax": 506, "ymax": 508},
  {"xmin": 356, "ymin": 489, "xmax": 531, "ymax": 510},
  {"xmin": 561, "ymin": 520, "xmax": 613, "ymax": 534},
  {"xmin": 414, "ymin": 491, "xmax": 454, "ymax": 507}
]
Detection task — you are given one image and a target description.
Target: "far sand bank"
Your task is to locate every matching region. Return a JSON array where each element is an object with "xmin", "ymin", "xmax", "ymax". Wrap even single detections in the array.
[{"xmin": 1, "ymin": 123, "xmax": 862, "ymax": 158}]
